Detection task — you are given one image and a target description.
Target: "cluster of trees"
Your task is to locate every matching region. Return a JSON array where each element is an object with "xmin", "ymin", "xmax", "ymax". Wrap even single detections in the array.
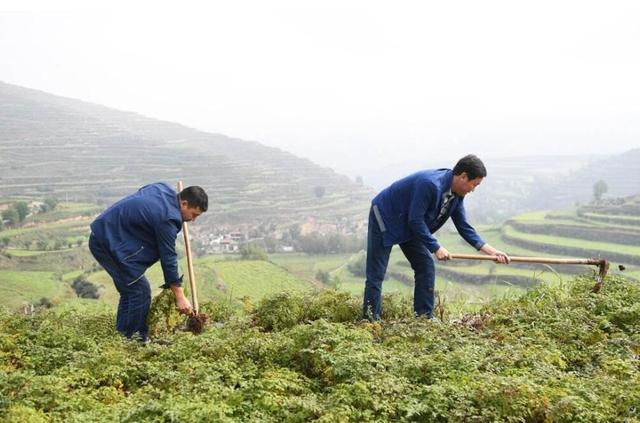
[
  {"xmin": 295, "ymin": 232, "xmax": 365, "ymax": 254},
  {"xmin": 347, "ymin": 253, "xmax": 366, "ymax": 277},
  {"xmin": 71, "ymin": 276, "xmax": 104, "ymax": 299},
  {"xmin": 239, "ymin": 243, "xmax": 269, "ymax": 261},
  {"xmin": 0, "ymin": 198, "xmax": 58, "ymax": 229},
  {"xmin": 1, "ymin": 201, "xmax": 29, "ymax": 227},
  {"xmin": 242, "ymin": 223, "xmax": 365, "ymax": 255},
  {"xmin": 593, "ymin": 179, "xmax": 608, "ymax": 203},
  {"xmin": 314, "ymin": 269, "xmax": 342, "ymax": 288},
  {"xmin": 346, "ymin": 253, "xmax": 394, "ymax": 282},
  {"xmin": 39, "ymin": 197, "xmax": 59, "ymax": 213},
  {"xmin": 7, "ymin": 236, "xmax": 84, "ymax": 252}
]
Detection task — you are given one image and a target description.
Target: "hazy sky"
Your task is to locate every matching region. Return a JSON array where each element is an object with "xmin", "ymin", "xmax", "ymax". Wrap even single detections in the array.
[{"xmin": 1, "ymin": 1, "xmax": 639, "ymax": 177}]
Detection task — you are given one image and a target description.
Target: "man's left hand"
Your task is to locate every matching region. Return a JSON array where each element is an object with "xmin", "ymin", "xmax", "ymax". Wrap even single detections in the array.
[
  {"xmin": 493, "ymin": 250, "xmax": 511, "ymax": 264},
  {"xmin": 480, "ymin": 244, "xmax": 511, "ymax": 264}
]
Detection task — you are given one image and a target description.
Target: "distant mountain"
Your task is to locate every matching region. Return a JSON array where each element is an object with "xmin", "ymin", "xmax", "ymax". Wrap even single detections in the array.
[
  {"xmin": 539, "ymin": 148, "xmax": 640, "ymax": 205},
  {"xmin": 0, "ymin": 82, "xmax": 373, "ymax": 227}
]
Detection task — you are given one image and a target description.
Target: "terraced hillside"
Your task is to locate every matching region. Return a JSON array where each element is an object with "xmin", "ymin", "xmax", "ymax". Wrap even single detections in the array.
[
  {"xmin": 0, "ymin": 82, "xmax": 372, "ymax": 225},
  {"xmin": 433, "ymin": 195, "xmax": 640, "ymax": 286},
  {"xmin": 530, "ymin": 148, "xmax": 640, "ymax": 211}
]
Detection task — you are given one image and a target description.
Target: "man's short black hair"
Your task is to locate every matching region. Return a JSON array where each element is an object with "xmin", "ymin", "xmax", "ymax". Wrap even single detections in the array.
[
  {"xmin": 453, "ymin": 154, "xmax": 487, "ymax": 180},
  {"xmin": 179, "ymin": 186, "xmax": 208, "ymax": 212}
]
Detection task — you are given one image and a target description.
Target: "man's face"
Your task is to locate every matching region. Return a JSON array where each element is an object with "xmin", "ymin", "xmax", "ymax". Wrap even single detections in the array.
[
  {"xmin": 180, "ymin": 201, "xmax": 203, "ymax": 222},
  {"xmin": 453, "ymin": 173, "xmax": 483, "ymax": 197}
]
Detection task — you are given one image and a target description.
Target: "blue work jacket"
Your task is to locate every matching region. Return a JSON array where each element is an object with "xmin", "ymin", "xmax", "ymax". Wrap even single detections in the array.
[
  {"xmin": 372, "ymin": 169, "xmax": 485, "ymax": 253},
  {"xmin": 90, "ymin": 182, "xmax": 183, "ymax": 287}
]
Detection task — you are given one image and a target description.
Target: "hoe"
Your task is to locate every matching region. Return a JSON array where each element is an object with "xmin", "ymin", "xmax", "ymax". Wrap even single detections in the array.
[{"xmin": 450, "ymin": 254, "xmax": 610, "ymax": 293}]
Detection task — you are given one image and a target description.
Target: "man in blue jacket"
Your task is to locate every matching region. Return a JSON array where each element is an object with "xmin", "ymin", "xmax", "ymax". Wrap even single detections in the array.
[
  {"xmin": 363, "ymin": 154, "xmax": 510, "ymax": 320},
  {"xmin": 89, "ymin": 182, "xmax": 208, "ymax": 341}
]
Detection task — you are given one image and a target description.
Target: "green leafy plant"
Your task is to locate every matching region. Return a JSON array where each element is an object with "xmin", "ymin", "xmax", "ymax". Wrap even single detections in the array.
[{"xmin": 1, "ymin": 275, "xmax": 639, "ymax": 422}]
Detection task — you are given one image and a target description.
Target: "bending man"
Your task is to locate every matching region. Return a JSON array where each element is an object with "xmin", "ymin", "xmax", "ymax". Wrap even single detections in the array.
[
  {"xmin": 89, "ymin": 182, "xmax": 208, "ymax": 341},
  {"xmin": 363, "ymin": 154, "xmax": 510, "ymax": 320}
]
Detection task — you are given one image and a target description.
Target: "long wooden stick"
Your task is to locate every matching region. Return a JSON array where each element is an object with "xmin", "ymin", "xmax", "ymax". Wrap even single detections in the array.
[
  {"xmin": 450, "ymin": 253, "xmax": 603, "ymax": 266},
  {"xmin": 177, "ymin": 181, "xmax": 198, "ymax": 314}
]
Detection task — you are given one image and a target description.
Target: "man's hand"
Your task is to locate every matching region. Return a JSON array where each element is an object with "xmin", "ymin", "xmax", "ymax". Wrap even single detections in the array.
[
  {"xmin": 480, "ymin": 244, "xmax": 511, "ymax": 264},
  {"xmin": 493, "ymin": 250, "xmax": 511, "ymax": 264},
  {"xmin": 435, "ymin": 246, "xmax": 451, "ymax": 261},
  {"xmin": 170, "ymin": 284, "xmax": 193, "ymax": 315},
  {"xmin": 175, "ymin": 296, "xmax": 193, "ymax": 315}
]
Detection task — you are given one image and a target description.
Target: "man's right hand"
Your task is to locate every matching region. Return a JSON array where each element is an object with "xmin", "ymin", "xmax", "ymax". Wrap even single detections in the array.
[
  {"xmin": 170, "ymin": 284, "xmax": 193, "ymax": 315},
  {"xmin": 435, "ymin": 246, "xmax": 451, "ymax": 261},
  {"xmin": 175, "ymin": 296, "xmax": 193, "ymax": 315}
]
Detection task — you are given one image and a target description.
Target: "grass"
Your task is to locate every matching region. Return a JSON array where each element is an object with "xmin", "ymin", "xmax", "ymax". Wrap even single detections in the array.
[
  {"xmin": 2, "ymin": 275, "xmax": 638, "ymax": 421},
  {"xmin": 511, "ymin": 216, "xmax": 640, "ymax": 234},
  {"xmin": 331, "ymin": 265, "xmax": 413, "ymax": 297},
  {"xmin": 582, "ymin": 211, "xmax": 640, "ymax": 221},
  {"xmin": 89, "ymin": 257, "xmax": 316, "ymax": 306},
  {"xmin": 436, "ymin": 227, "xmax": 557, "ymax": 258},
  {"xmin": 434, "ymin": 277, "xmax": 527, "ymax": 314},
  {"xmin": 4, "ymin": 197, "xmax": 640, "ymax": 319},
  {"xmin": 5, "ymin": 248, "xmax": 48, "ymax": 257},
  {"xmin": 212, "ymin": 259, "xmax": 313, "ymax": 300},
  {"xmin": 24, "ymin": 202, "xmax": 100, "ymax": 223},
  {"xmin": 0, "ymin": 270, "xmax": 75, "ymax": 310},
  {"xmin": 0, "ymin": 218, "xmax": 91, "ymax": 238},
  {"xmin": 62, "ymin": 270, "xmax": 85, "ymax": 281},
  {"xmin": 504, "ymin": 225, "xmax": 640, "ymax": 256},
  {"xmin": 270, "ymin": 253, "xmax": 355, "ymax": 282}
]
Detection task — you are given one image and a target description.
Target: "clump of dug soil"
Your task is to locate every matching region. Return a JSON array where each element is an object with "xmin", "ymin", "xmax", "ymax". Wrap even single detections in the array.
[{"xmin": 186, "ymin": 312, "xmax": 209, "ymax": 335}]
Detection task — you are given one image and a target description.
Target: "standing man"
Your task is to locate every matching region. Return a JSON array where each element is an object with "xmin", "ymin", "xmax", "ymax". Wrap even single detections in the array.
[
  {"xmin": 89, "ymin": 182, "xmax": 208, "ymax": 341},
  {"xmin": 363, "ymin": 154, "xmax": 510, "ymax": 320}
]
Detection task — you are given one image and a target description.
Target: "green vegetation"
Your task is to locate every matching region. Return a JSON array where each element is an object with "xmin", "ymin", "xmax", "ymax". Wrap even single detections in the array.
[
  {"xmin": 3, "ymin": 194, "xmax": 640, "ymax": 320},
  {"xmin": 503, "ymin": 225, "xmax": 640, "ymax": 255},
  {"xmin": 5, "ymin": 248, "xmax": 48, "ymax": 257},
  {"xmin": 212, "ymin": 260, "xmax": 312, "ymax": 300},
  {"xmin": 427, "ymin": 195, "xmax": 640, "ymax": 290},
  {"xmin": 593, "ymin": 179, "xmax": 608, "ymax": 203},
  {"xmin": 582, "ymin": 212, "xmax": 640, "ymax": 224},
  {"xmin": 1, "ymin": 275, "xmax": 638, "ymax": 421},
  {"xmin": 271, "ymin": 253, "xmax": 353, "ymax": 282},
  {"xmin": 0, "ymin": 271, "xmax": 75, "ymax": 309},
  {"xmin": 239, "ymin": 243, "xmax": 269, "ymax": 261}
]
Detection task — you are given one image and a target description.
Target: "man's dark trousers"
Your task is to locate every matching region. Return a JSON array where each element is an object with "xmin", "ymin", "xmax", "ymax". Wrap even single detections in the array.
[
  {"xmin": 89, "ymin": 234, "xmax": 151, "ymax": 341},
  {"xmin": 363, "ymin": 207, "xmax": 436, "ymax": 320}
]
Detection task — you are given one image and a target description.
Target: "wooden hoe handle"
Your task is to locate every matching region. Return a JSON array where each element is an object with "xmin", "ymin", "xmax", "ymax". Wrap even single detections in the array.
[
  {"xmin": 449, "ymin": 253, "xmax": 609, "ymax": 293},
  {"xmin": 177, "ymin": 181, "xmax": 199, "ymax": 314}
]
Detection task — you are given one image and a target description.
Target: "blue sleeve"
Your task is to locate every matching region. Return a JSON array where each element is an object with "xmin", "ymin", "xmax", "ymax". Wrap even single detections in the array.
[
  {"xmin": 451, "ymin": 201, "xmax": 485, "ymax": 250},
  {"xmin": 407, "ymin": 180, "xmax": 441, "ymax": 253},
  {"xmin": 154, "ymin": 221, "xmax": 183, "ymax": 288}
]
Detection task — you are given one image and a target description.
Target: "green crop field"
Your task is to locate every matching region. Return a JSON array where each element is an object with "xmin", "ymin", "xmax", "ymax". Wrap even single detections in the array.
[
  {"xmin": 503, "ymin": 225, "xmax": 640, "ymax": 256},
  {"xmin": 5, "ymin": 248, "xmax": 48, "ymax": 257},
  {"xmin": 583, "ymin": 211, "xmax": 640, "ymax": 222},
  {"xmin": 411, "ymin": 197, "xmax": 640, "ymax": 291},
  {"xmin": 0, "ymin": 218, "xmax": 91, "ymax": 239},
  {"xmin": 212, "ymin": 259, "xmax": 313, "ymax": 300},
  {"xmin": 270, "ymin": 253, "xmax": 354, "ymax": 282},
  {"xmin": 23, "ymin": 202, "xmax": 100, "ymax": 224}
]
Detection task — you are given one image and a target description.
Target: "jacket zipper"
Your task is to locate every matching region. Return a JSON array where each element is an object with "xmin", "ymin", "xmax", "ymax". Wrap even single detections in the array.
[
  {"xmin": 123, "ymin": 246, "xmax": 144, "ymax": 261},
  {"xmin": 127, "ymin": 273, "xmax": 145, "ymax": 286}
]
